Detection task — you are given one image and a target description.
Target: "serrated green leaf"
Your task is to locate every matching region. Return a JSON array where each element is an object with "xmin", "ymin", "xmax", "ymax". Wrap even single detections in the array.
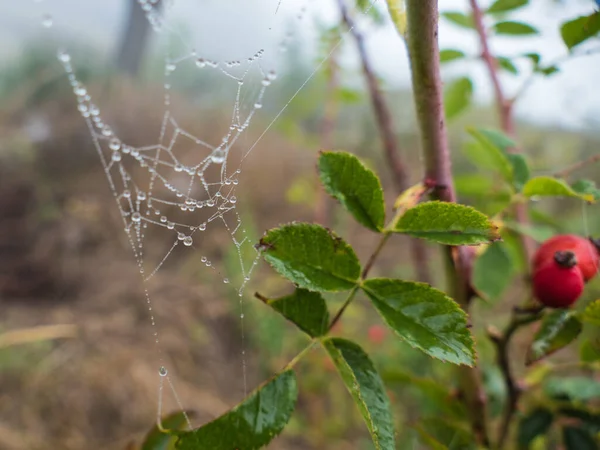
[
  {"xmin": 583, "ymin": 300, "xmax": 600, "ymax": 326},
  {"xmin": 493, "ymin": 21, "xmax": 539, "ymax": 35},
  {"xmin": 263, "ymin": 288, "xmax": 329, "ymax": 337},
  {"xmin": 322, "ymin": 338, "xmax": 395, "ymax": 450},
  {"xmin": 487, "ymin": 0, "xmax": 529, "ymax": 14},
  {"xmin": 318, "ymin": 151, "xmax": 385, "ymax": 232},
  {"xmin": 142, "ymin": 411, "xmax": 196, "ymax": 450},
  {"xmin": 572, "ymin": 179, "xmax": 600, "ymax": 202},
  {"xmin": 473, "ymin": 242, "xmax": 515, "ymax": 301},
  {"xmin": 175, "ymin": 370, "xmax": 298, "ymax": 450},
  {"xmin": 444, "ymin": 77, "xmax": 473, "ymax": 120},
  {"xmin": 563, "ymin": 425, "xmax": 599, "ymax": 449},
  {"xmin": 561, "ymin": 13, "xmax": 600, "ymax": 50},
  {"xmin": 259, "ymin": 223, "xmax": 360, "ymax": 292},
  {"xmin": 527, "ymin": 310, "xmax": 582, "ymax": 365},
  {"xmin": 523, "ymin": 176, "xmax": 595, "ymax": 202},
  {"xmin": 466, "ymin": 127, "xmax": 515, "ymax": 182},
  {"xmin": 508, "ymin": 154, "xmax": 530, "ymax": 191},
  {"xmin": 517, "ymin": 408, "xmax": 554, "ymax": 450},
  {"xmin": 441, "ymin": 11, "xmax": 475, "ymax": 29},
  {"xmin": 497, "ymin": 56, "xmax": 519, "ymax": 74},
  {"xmin": 393, "ymin": 201, "xmax": 501, "ymax": 245},
  {"xmin": 361, "ymin": 278, "xmax": 475, "ymax": 365},
  {"xmin": 440, "ymin": 49, "xmax": 466, "ymax": 63},
  {"xmin": 546, "ymin": 376, "xmax": 600, "ymax": 402}
]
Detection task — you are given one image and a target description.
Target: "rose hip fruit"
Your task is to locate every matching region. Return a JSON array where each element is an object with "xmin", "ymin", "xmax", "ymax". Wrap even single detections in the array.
[
  {"xmin": 533, "ymin": 250, "xmax": 584, "ymax": 308},
  {"xmin": 533, "ymin": 234, "xmax": 600, "ymax": 282}
]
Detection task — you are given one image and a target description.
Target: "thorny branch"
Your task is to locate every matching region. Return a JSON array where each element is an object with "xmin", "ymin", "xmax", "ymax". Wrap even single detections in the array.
[
  {"xmin": 405, "ymin": 0, "xmax": 490, "ymax": 446},
  {"xmin": 337, "ymin": 0, "xmax": 432, "ymax": 284}
]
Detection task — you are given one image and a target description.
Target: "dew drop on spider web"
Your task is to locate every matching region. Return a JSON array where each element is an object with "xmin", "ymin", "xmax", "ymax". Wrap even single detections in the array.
[
  {"xmin": 123, "ymin": 190, "xmax": 131, "ymax": 199},
  {"xmin": 42, "ymin": 14, "xmax": 53, "ymax": 28},
  {"xmin": 111, "ymin": 152, "xmax": 122, "ymax": 162},
  {"xmin": 109, "ymin": 138, "xmax": 121, "ymax": 151},
  {"xmin": 167, "ymin": 222, "xmax": 174, "ymax": 230},
  {"xmin": 229, "ymin": 196, "xmax": 237, "ymax": 204},
  {"xmin": 177, "ymin": 232, "xmax": 185, "ymax": 240},
  {"xmin": 210, "ymin": 149, "xmax": 226, "ymax": 164},
  {"xmin": 57, "ymin": 50, "xmax": 70, "ymax": 63},
  {"xmin": 199, "ymin": 223, "xmax": 206, "ymax": 231},
  {"xmin": 160, "ymin": 216, "xmax": 167, "ymax": 223},
  {"xmin": 131, "ymin": 212, "xmax": 142, "ymax": 223},
  {"xmin": 137, "ymin": 191, "xmax": 146, "ymax": 201},
  {"xmin": 183, "ymin": 236, "xmax": 193, "ymax": 247},
  {"xmin": 158, "ymin": 366, "xmax": 168, "ymax": 377}
]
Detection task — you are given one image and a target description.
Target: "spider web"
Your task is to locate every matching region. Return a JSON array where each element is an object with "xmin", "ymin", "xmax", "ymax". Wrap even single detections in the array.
[{"xmin": 41, "ymin": 0, "xmax": 380, "ymax": 432}]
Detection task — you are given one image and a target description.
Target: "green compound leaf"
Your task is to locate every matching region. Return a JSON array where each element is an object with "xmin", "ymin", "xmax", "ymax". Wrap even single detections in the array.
[
  {"xmin": 546, "ymin": 376, "xmax": 600, "ymax": 402},
  {"xmin": 561, "ymin": 13, "xmax": 600, "ymax": 50},
  {"xmin": 323, "ymin": 338, "xmax": 396, "ymax": 450},
  {"xmin": 487, "ymin": 0, "xmax": 529, "ymax": 14},
  {"xmin": 517, "ymin": 408, "xmax": 554, "ymax": 450},
  {"xmin": 259, "ymin": 223, "xmax": 360, "ymax": 292},
  {"xmin": 393, "ymin": 201, "xmax": 501, "ymax": 246},
  {"xmin": 361, "ymin": 278, "xmax": 476, "ymax": 366},
  {"xmin": 441, "ymin": 11, "xmax": 475, "ymax": 29},
  {"xmin": 563, "ymin": 425, "xmax": 598, "ymax": 450},
  {"xmin": 444, "ymin": 77, "xmax": 473, "ymax": 120},
  {"xmin": 175, "ymin": 370, "xmax": 298, "ymax": 450},
  {"xmin": 523, "ymin": 176, "xmax": 595, "ymax": 202},
  {"xmin": 318, "ymin": 151, "xmax": 385, "ymax": 232},
  {"xmin": 527, "ymin": 310, "xmax": 583, "ymax": 365},
  {"xmin": 473, "ymin": 242, "xmax": 515, "ymax": 301},
  {"xmin": 262, "ymin": 288, "xmax": 329, "ymax": 337},
  {"xmin": 583, "ymin": 300, "xmax": 600, "ymax": 327},
  {"xmin": 142, "ymin": 411, "xmax": 196, "ymax": 450},
  {"xmin": 492, "ymin": 21, "xmax": 539, "ymax": 35},
  {"xmin": 440, "ymin": 49, "xmax": 466, "ymax": 63}
]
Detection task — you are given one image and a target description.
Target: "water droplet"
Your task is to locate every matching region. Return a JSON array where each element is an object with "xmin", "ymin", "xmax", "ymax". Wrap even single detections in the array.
[
  {"xmin": 111, "ymin": 151, "xmax": 122, "ymax": 162},
  {"xmin": 267, "ymin": 70, "xmax": 277, "ymax": 81},
  {"xmin": 223, "ymin": 278, "xmax": 229, "ymax": 284},
  {"xmin": 122, "ymin": 145, "xmax": 131, "ymax": 154},
  {"xmin": 232, "ymin": 179, "xmax": 239, "ymax": 185},
  {"xmin": 159, "ymin": 366, "xmax": 168, "ymax": 377},
  {"xmin": 244, "ymin": 276, "xmax": 251, "ymax": 281},
  {"xmin": 89, "ymin": 104, "xmax": 100, "ymax": 116},
  {"xmin": 174, "ymin": 163, "xmax": 183, "ymax": 172},
  {"xmin": 206, "ymin": 261, "xmax": 212, "ymax": 267},
  {"xmin": 166, "ymin": 63, "xmax": 176, "ymax": 72},
  {"xmin": 183, "ymin": 236, "xmax": 193, "ymax": 246},
  {"xmin": 132, "ymin": 212, "xmax": 142, "ymax": 223},
  {"xmin": 42, "ymin": 13, "xmax": 53, "ymax": 27},
  {"xmin": 102, "ymin": 125, "xmax": 113, "ymax": 137},
  {"xmin": 160, "ymin": 216, "xmax": 167, "ymax": 223},
  {"xmin": 77, "ymin": 104, "xmax": 88, "ymax": 114},
  {"xmin": 137, "ymin": 191, "xmax": 147, "ymax": 201},
  {"xmin": 210, "ymin": 149, "xmax": 226, "ymax": 164},
  {"xmin": 196, "ymin": 58, "xmax": 206, "ymax": 68},
  {"xmin": 167, "ymin": 222, "xmax": 175, "ymax": 230},
  {"xmin": 177, "ymin": 232, "xmax": 185, "ymax": 240},
  {"xmin": 262, "ymin": 77, "xmax": 271, "ymax": 87},
  {"xmin": 201, "ymin": 256, "xmax": 207, "ymax": 263},
  {"xmin": 229, "ymin": 196, "xmax": 237, "ymax": 204},
  {"xmin": 57, "ymin": 50, "xmax": 70, "ymax": 63},
  {"xmin": 199, "ymin": 223, "xmax": 207, "ymax": 231},
  {"xmin": 207, "ymin": 200, "xmax": 215, "ymax": 207},
  {"xmin": 74, "ymin": 84, "xmax": 87, "ymax": 97},
  {"xmin": 109, "ymin": 138, "xmax": 121, "ymax": 151},
  {"xmin": 123, "ymin": 190, "xmax": 131, "ymax": 199},
  {"xmin": 254, "ymin": 102, "xmax": 262, "ymax": 109},
  {"xmin": 240, "ymin": 313, "xmax": 244, "ymax": 319}
]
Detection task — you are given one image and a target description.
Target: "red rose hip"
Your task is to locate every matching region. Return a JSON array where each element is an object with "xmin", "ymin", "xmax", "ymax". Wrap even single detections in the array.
[
  {"xmin": 533, "ymin": 234, "xmax": 600, "ymax": 282},
  {"xmin": 533, "ymin": 250, "xmax": 584, "ymax": 308}
]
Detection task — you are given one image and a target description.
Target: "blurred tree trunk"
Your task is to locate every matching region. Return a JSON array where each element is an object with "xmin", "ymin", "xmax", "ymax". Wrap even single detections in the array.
[{"xmin": 115, "ymin": 0, "xmax": 162, "ymax": 76}]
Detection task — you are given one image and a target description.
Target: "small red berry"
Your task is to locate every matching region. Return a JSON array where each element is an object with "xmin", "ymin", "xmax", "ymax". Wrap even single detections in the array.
[
  {"xmin": 368, "ymin": 325, "xmax": 386, "ymax": 344},
  {"xmin": 533, "ymin": 234, "xmax": 600, "ymax": 282},
  {"xmin": 533, "ymin": 250, "xmax": 584, "ymax": 308}
]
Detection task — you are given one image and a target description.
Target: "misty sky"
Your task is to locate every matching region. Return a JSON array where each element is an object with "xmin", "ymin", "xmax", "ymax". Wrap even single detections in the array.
[{"xmin": 3, "ymin": 0, "xmax": 600, "ymax": 130}]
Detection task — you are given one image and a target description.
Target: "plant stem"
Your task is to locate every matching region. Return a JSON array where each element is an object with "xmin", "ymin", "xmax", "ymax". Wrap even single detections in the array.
[
  {"xmin": 337, "ymin": 0, "xmax": 432, "ymax": 284},
  {"xmin": 328, "ymin": 285, "xmax": 360, "ymax": 332},
  {"xmin": 468, "ymin": 0, "xmax": 535, "ymax": 268},
  {"xmin": 488, "ymin": 311, "xmax": 542, "ymax": 449},
  {"xmin": 405, "ymin": 0, "xmax": 490, "ymax": 446},
  {"xmin": 553, "ymin": 153, "xmax": 600, "ymax": 179},
  {"xmin": 284, "ymin": 340, "xmax": 319, "ymax": 371}
]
